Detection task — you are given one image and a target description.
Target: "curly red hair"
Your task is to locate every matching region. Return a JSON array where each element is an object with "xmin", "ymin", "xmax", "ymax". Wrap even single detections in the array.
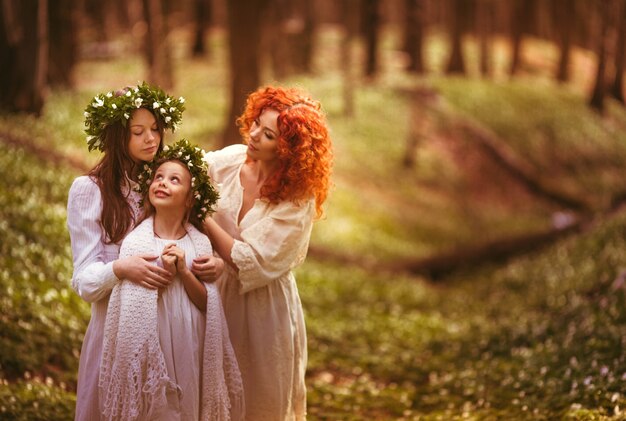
[{"xmin": 237, "ymin": 86, "xmax": 333, "ymax": 218}]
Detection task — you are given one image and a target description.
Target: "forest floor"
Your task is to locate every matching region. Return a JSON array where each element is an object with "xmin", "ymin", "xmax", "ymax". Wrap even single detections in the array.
[{"xmin": 1, "ymin": 30, "xmax": 626, "ymax": 420}]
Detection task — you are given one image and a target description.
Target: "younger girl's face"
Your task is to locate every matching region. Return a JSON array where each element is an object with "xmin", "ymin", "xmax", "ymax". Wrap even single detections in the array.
[
  {"xmin": 128, "ymin": 108, "xmax": 161, "ymax": 163},
  {"xmin": 149, "ymin": 161, "xmax": 192, "ymax": 213}
]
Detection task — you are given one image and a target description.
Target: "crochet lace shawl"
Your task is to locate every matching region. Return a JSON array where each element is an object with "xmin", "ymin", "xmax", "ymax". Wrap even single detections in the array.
[{"xmin": 98, "ymin": 217, "xmax": 244, "ymax": 421}]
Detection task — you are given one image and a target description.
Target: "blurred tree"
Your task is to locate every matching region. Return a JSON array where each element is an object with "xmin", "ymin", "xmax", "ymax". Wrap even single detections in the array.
[
  {"xmin": 589, "ymin": 0, "xmax": 608, "ymax": 112},
  {"xmin": 48, "ymin": 0, "xmax": 77, "ymax": 88},
  {"xmin": 341, "ymin": 0, "xmax": 360, "ymax": 117},
  {"xmin": 446, "ymin": 0, "xmax": 468, "ymax": 74},
  {"xmin": 554, "ymin": 0, "xmax": 572, "ymax": 82},
  {"xmin": 610, "ymin": 0, "xmax": 625, "ymax": 104},
  {"xmin": 221, "ymin": 0, "xmax": 272, "ymax": 146},
  {"xmin": 83, "ymin": 0, "xmax": 110, "ymax": 43},
  {"xmin": 362, "ymin": 0, "xmax": 380, "ymax": 78},
  {"xmin": 509, "ymin": 0, "xmax": 536, "ymax": 76},
  {"xmin": 0, "ymin": 0, "xmax": 48, "ymax": 114},
  {"xmin": 265, "ymin": 0, "xmax": 315, "ymax": 78},
  {"xmin": 476, "ymin": 0, "xmax": 494, "ymax": 77},
  {"xmin": 143, "ymin": 0, "xmax": 174, "ymax": 90},
  {"xmin": 403, "ymin": 0, "xmax": 425, "ymax": 73},
  {"xmin": 192, "ymin": 0, "xmax": 212, "ymax": 57}
]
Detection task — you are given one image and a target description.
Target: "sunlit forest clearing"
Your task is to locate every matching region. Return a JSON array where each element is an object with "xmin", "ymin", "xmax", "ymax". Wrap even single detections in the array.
[{"xmin": 1, "ymin": 17, "xmax": 626, "ymax": 421}]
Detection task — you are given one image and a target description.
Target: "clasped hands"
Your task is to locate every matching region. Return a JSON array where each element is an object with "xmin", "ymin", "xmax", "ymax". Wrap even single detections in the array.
[{"xmin": 162, "ymin": 243, "xmax": 225, "ymax": 284}]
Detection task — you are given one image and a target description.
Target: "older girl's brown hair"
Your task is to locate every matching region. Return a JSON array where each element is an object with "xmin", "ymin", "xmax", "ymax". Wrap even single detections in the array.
[
  {"xmin": 237, "ymin": 86, "xmax": 333, "ymax": 218},
  {"xmin": 89, "ymin": 109, "xmax": 164, "ymax": 244}
]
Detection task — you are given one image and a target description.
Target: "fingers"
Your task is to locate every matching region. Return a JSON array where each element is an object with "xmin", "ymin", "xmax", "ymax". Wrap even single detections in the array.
[
  {"xmin": 139, "ymin": 254, "xmax": 160, "ymax": 261},
  {"xmin": 193, "ymin": 254, "xmax": 211, "ymax": 265},
  {"xmin": 142, "ymin": 270, "xmax": 172, "ymax": 289}
]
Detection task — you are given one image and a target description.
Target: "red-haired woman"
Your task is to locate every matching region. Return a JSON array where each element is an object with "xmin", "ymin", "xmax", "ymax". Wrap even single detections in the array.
[{"xmin": 195, "ymin": 86, "xmax": 333, "ymax": 420}]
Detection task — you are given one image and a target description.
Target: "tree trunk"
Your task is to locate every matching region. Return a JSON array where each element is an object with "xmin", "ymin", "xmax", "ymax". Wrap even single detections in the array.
[
  {"xmin": 221, "ymin": 0, "xmax": 271, "ymax": 147},
  {"xmin": 446, "ymin": 0, "xmax": 466, "ymax": 74},
  {"xmin": 589, "ymin": 0, "xmax": 608, "ymax": 113},
  {"xmin": 362, "ymin": 0, "xmax": 380, "ymax": 78},
  {"xmin": 142, "ymin": 0, "xmax": 173, "ymax": 90},
  {"xmin": 48, "ymin": 0, "xmax": 77, "ymax": 88},
  {"xmin": 476, "ymin": 0, "xmax": 492, "ymax": 77},
  {"xmin": 610, "ymin": 0, "xmax": 625, "ymax": 103},
  {"xmin": 509, "ymin": 0, "xmax": 535, "ymax": 76},
  {"xmin": 555, "ymin": 0, "xmax": 572, "ymax": 82},
  {"xmin": 191, "ymin": 0, "xmax": 211, "ymax": 57},
  {"xmin": 404, "ymin": 0, "xmax": 425, "ymax": 73},
  {"xmin": 0, "ymin": 0, "xmax": 48, "ymax": 114},
  {"xmin": 290, "ymin": 0, "xmax": 315, "ymax": 74},
  {"xmin": 341, "ymin": 0, "xmax": 359, "ymax": 117},
  {"xmin": 265, "ymin": 0, "xmax": 290, "ymax": 79}
]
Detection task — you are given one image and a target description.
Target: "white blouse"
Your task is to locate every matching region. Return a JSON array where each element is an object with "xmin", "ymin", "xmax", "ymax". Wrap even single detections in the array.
[
  {"xmin": 204, "ymin": 144, "xmax": 314, "ymax": 420},
  {"xmin": 67, "ymin": 175, "xmax": 141, "ymax": 421}
]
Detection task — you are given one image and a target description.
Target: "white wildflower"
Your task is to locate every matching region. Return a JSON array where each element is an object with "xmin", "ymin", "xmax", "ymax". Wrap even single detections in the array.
[
  {"xmin": 112, "ymin": 103, "xmax": 117, "ymax": 109},
  {"xmin": 126, "ymin": 91, "xmax": 131, "ymax": 97},
  {"xmin": 153, "ymin": 101, "xmax": 160, "ymax": 108},
  {"xmin": 93, "ymin": 97, "xmax": 104, "ymax": 107},
  {"xmin": 165, "ymin": 116, "xmax": 171, "ymax": 123},
  {"xmin": 134, "ymin": 98, "xmax": 143, "ymax": 108},
  {"xmin": 179, "ymin": 97, "xmax": 185, "ymax": 103},
  {"xmin": 163, "ymin": 145, "xmax": 170, "ymax": 151},
  {"xmin": 166, "ymin": 98, "xmax": 171, "ymax": 104},
  {"xmin": 124, "ymin": 113, "xmax": 129, "ymax": 120},
  {"xmin": 106, "ymin": 92, "xmax": 112, "ymax": 97},
  {"xmin": 170, "ymin": 107, "xmax": 175, "ymax": 112},
  {"xmin": 160, "ymin": 107, "xmax": 166, "ymax": 114},
  {"xmin": 84, "ymin": 112, "xmax": 89, "ymax": 117}
]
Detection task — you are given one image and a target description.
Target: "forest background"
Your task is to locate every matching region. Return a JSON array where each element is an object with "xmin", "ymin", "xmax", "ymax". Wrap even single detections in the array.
[{"xmin": 1, "ymin": 0, "xmax": 626, "ymax": 419}]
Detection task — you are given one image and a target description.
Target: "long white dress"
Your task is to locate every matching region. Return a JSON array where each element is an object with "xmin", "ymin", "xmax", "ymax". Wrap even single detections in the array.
[
  {"xmin": 99, "ymin": 219, "xmax": 242, "ymax": 421},
  {"xmin": 204, "ymin": 144, "xmax": 314, "ymax": 421},
  {"xmin": 67, "ymin": 175, "xmax": 142, "ymax": 421}
]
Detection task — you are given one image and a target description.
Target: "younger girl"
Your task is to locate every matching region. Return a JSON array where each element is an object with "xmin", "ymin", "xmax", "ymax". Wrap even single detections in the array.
[{"xmin": 98, "ymin": 139, "xmax": 243, "ymax": 421}]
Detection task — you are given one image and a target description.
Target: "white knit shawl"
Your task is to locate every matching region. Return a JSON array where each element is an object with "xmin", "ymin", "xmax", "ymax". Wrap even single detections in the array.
[{"xmin": 98, "ymin": 217, "xmax": 244, "ymax": 421}]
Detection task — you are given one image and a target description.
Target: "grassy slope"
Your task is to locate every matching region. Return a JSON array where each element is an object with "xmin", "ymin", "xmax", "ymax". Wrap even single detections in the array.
[{"xmin": 1, "ymin": 30, "xmax": 625, "ymax": 420}]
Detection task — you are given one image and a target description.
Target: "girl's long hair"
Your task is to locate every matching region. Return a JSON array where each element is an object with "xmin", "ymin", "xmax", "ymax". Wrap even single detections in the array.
[
  {"xmin": 237, "ymin": 86, "xmax": 333, "ymax": 219},
  {"xmin": 89, "ymin": 109, "xmax": 164, "ymax": 244}
]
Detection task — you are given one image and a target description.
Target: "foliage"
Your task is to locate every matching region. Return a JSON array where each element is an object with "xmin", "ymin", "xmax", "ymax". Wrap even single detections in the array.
[
  {"xmin": 0, "ymin": 378, "xmax": 74, "ymax": 421},
  {"xmin": 301, "ymin": 210, "xmax": 626, "ymax": 419},
  {"xmin": 0, "ymin": 143, "xmax": 88, "ymax": 386}
]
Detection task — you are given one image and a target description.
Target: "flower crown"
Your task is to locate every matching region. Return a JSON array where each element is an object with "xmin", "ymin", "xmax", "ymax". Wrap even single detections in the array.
[
  {"xmin": 84, "ymin": 82, "xmax": 185, "ymax": 152},
  {"xmin": 136, "ymin": 139, "xmax": 219, "ymax": 220}
]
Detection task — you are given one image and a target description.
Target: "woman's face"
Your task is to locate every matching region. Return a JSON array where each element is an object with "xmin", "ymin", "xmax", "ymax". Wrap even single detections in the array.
[
  {"xmin": 149, "ymin": 161, "xmax": 192, "ymax": 213},
  {"xmin": 246, "ymin": 108, "xmax": 280, "ymax": 163},
  {"xmin": 128, "ymin": 108, "xmax": 161, "ymax": 163}
]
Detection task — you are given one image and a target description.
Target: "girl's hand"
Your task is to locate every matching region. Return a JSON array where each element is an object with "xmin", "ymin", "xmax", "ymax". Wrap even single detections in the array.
[
  {"xmin": 113, "ymin": 254, "xmax": 173, "ymax": 290},
  {"xmin": 162, "ymin": 243, "xmax": 190, "ymax": 275},
  {"xmin": 191, "ymin": 254, "xmax": 225, "ymax": 283},
  {"xmin": 161, "ymin": 246, "xmax": 178, "ymax": 276}
]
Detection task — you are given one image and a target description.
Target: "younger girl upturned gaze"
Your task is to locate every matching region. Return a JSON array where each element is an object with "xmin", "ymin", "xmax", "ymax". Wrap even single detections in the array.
[{"xmin": 98, "ymin": 139, "xmax": 243, "ymax": 421}]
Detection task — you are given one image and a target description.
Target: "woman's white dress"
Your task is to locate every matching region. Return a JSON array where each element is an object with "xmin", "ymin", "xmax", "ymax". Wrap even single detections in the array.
[
  {"xmin": 67, "ymin": 175, "xmax": 142, "ymax": 421},
  {"xmin": 204, "ymin": 144, "xmax": 315, "ymax": 421}
]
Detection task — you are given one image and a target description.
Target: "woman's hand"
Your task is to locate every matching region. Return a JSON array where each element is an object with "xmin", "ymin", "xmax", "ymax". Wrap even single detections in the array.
[
  {"xmin": 191, "ymin": 254, "xmax": 225, "ymax": 283},
  {"xmin": 113, "ymin": 254, "xmax": 173, "ymax": 290}
]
